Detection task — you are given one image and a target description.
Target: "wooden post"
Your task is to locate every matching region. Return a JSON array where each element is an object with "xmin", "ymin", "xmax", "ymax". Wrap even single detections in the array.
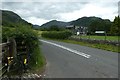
[{"xmin": 8, "ymin": 38, "xmax": 17, "ymax": 57}]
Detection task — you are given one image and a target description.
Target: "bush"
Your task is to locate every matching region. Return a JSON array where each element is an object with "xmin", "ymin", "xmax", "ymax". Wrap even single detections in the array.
[
  {"xmin": 2, "ymin": 26, "xmax": 45, "ymax": 73},
  {"xmin": 41, "ymin": 30, "xmax": 72, "ymax": 39},
  {"xmin": 2, "ymin": 26, "xmax": 39, "ymax": 52}
]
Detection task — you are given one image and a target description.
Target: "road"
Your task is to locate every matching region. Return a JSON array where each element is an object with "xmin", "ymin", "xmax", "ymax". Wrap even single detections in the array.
[{"xmin": 40, "ymin": 39, "xmax": 118, "ymax": 78}]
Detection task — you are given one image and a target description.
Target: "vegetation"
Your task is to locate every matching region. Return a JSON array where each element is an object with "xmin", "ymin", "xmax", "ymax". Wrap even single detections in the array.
[
  {"xmin": 72, "ymin": 35, "xmax": 119, "ymax": 41},
  {"xmin": 41, "ymin": 30, "xmax": 72, "ymax": 39},
  {"xmin": 2, "ymin": 10, "xmax": 32, "ymax": 28},
  {"xmin": 2, "ymin": 10, "xmax": 45, "ymax": 74},
  {"xmin": 40, "ymin": 25, "xmax": 65, "ymax": 31},
  {"xmin": 61, "ymin": 39, "xmax": 119, "ymax": 53},
  {"xmin": 110, "ymin": 16, "xmax": 120, "ymax": 36},
  {"xmin": 39, "ymin": 16, "xmax": 119, "ymax": 36},
  {"xmin": 88, "ymin": 18, "xmax": 111, "ymax": 34},
  {"xmin": 2, "ymin": 26, "xmax": 45, "ymax": 75},
  {"xmin": 43, "ymin": 38, "xmax": 119, "ymax": 53},
  {"xmin": 40, "ymin": 20, "xmax": 69, "ymax": 28}
]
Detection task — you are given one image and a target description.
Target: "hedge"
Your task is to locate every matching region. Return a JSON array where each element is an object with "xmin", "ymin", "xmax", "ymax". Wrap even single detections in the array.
[
  {"xmin": 2, "ymin": 26, "xmax": 45, "ymax": 74},
  {"xmin": 41, "ymin": 30, "xmax": 72, "ymax": 39}
]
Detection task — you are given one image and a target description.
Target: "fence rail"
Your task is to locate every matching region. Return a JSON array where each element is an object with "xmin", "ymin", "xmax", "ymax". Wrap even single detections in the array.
[
  {"xmin": 0, "ymin": 38, "xmax": 17, "ymax": 77},
  {"xmin": 0, "ymin": 38, "xmax": 30, "ymax": 79}
]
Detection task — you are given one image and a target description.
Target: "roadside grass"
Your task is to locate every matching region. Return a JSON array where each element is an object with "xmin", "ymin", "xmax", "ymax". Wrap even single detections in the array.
[
  {"xmin": 41, "ymin": 37, "xmax": 119, "ymax": 53},
  {"xmin": 73, "ymin": 35, "xmax": 119, "ymax": 41},
  {"xmin": 61, "ymin": 39, "xmax": 119, "ymax": 53},
  {"xmin": 29, "ymin": 42, "xmax": 46, "ymax": 74},
  {"xmin": 37, "ymin": 30, "xmax": 119, "ymax": 53},
  {"xmin": 33, "ymin": 30, "xmax": 46, "ymax": 37}
]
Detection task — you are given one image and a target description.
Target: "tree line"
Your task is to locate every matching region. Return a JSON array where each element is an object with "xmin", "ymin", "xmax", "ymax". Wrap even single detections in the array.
[{"xmin": 39, "ymin": 16, "xmax": 119, "ymax": 36}]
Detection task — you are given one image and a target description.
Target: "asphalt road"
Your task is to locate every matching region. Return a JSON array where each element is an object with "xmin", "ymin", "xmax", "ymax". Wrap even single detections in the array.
[{"xmin": 40, "ymin": 39, "xmax": 118, "ymax": 78}]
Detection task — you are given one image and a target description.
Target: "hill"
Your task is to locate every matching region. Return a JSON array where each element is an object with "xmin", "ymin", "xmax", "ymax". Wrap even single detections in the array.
[
  {"xmin": 40, "ymin": 20, "xmax": 70, "ymax": 28},
  {"xmin": 70, "ymin": 16, "xmax": 111, "ymax": 27},
  {"xmin": 40, "ymin": 16, "xmax": 112, "ymax": 32},
  {"xmin": 40, "ymin": 17, "xmax": 112, "ymax": 28},
  {"xmin": 32, "ymin": 24, "xmax": 41, "ymax": 29},
  {"xmin": 1, "ymin": 10, "xmax": 32, "ymax": 27}
]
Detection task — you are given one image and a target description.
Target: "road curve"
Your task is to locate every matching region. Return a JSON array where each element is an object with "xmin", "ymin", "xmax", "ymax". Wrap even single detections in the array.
[{"xmin": 40, "ymin": 39, "xmax": 118, "ymax": 78}]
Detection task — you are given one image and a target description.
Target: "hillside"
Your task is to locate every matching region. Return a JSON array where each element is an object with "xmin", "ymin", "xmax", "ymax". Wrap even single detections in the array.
[
  {"xmin": 40, "ymin": 20, "xmax": 70, "ymax": 28},
  {"xmin": 70, "ymin": 16, "xmax": 111, "ymax": 27},
  {"xmin": 1, "ymin": 10, "xmax": 112, "ymax": 32},
  {"xmin": 1, "ymin": 10, "xmax": 32, "ymax": 27},
  {"xmin": 41, "ymin": 17, "xmax": 112, "ymax": 28},
  {"xmin": 40, "ymin": 16, "xmax": 112, "ymax": 32},
  {"xmin": 32, "ymin": 24, "xmax": 41, "ymax": 29}
]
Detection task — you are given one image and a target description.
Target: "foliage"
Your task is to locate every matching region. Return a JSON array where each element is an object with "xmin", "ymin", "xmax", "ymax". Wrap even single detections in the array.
[
  {"xmin": 2, "ymin": 10, "xmax": 32, "ymax": 28},
  {"xmin": 2, "ymin": 10, "xmax": 45, "ymax": 75},
  {"xmin": 3, "ymin": 26, "xmax": 38, "ymax": 52},
  {"xmin": 2, "ymin": 26, "xmax": 46, "ymax": 72},
  {"xmin": 72, "ymin": 35, "xmax": 119, "ymax": 41},
  {"xmin": 29, "ymin": 44, "xmax": 45, "ymax": 71},
  {"xmin": 88, "ymin": 20, "xmax": 111, "ymax": 34},
  {"xmin": 56, "ymin": 39, "xmax": 119, "ymax": 53},
  {"xmin": 41, "ymin": 30, "xmax": 72, "ymax": 39},
  {"xmin": 40, "ymin": 25, "xmax": 65, "ymax": 31},
  {"xmin": 110, "ymin": 16, "xmax": 120, "ymax": 36},
  {"xmin": 40, "ymin": 20, "xmax": 68, "ymax": 28}
]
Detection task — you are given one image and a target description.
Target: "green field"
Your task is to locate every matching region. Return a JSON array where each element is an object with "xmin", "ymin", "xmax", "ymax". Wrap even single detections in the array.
[
  {"xmin": 73, "ymin": 35, "xmax": 119, "ymax": 41},
  {"xmin": 35, "ymin": 30, "xmax": 119, "ymax": 41},
  {"xmin": 38, "ymin": 31, "xmax": 119, "ymax": 53}
]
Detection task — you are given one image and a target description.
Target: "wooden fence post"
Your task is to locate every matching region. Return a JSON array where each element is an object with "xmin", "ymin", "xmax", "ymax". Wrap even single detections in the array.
[{"xmin": 8, "ymin": 38, "xmax": 17, "ymax": 57}]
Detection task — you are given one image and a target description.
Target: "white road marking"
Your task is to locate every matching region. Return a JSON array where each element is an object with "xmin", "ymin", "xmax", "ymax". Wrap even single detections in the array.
[{"xmin": 40, "ymin": 40, "xmax": 91, "ymax": 58}]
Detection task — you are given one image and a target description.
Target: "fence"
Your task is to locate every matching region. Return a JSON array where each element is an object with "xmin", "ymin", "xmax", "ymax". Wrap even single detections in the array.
[
  {"xmin": 0, "ymin": 38, "xmax": 16, "ymax": 78},
  {"xmin": 0, "ymin": 38, "xmax": 29, "ymax": 78}
]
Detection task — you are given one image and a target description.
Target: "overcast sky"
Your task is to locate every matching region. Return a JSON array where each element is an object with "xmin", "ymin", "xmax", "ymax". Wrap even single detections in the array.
[{"xmin": 1, "ymin": 0, "xmax": 120, "ymax": 26}]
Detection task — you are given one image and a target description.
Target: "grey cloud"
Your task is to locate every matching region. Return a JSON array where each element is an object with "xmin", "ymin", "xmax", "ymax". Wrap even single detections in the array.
[
  {"xmin": 2, "ymin": 2, "xmax": 88, "ymax": 20},
  {"xmin": 1, "ymin": 0, "xmax": 119, "ymax": 24}
]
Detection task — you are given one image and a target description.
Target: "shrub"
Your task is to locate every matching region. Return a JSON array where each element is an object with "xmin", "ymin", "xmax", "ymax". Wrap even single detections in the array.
[
  {"xmin": 2, "ymin": 26, "xmax": 45, "ymax": 73},
  {"xmin": 41, "ymin": 30, "xmax": 72, "ymax": 39}
]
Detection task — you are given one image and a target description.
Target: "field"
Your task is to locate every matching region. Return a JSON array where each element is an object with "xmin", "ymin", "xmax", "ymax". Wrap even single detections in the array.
[
  {"xmin": 37, "ymin": 30, "xmax": 119, "ymax": 53},
  {"xmin": 73, "ymin": 35, "xmax": 119, "ymax": 42},
  {"xmin": 35, "ymin": 30, "xmax": 119, "ymax": 42}
]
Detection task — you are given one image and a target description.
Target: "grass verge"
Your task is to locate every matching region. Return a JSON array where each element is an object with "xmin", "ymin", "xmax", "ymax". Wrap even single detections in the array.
[
  {"xmin": 73, "ymin": 35, "xmax": 119, "ymax": 41},
  {"xmin": 62, "ymin": 39, "xmax": 119, "ymax": 53},
  {"xmin": 42, "ymin": 37, "xmax": 119, "ymax": 53},
  {"xmin": 29, "ymin": 44, "xmax": 46, "ymax": 74}
]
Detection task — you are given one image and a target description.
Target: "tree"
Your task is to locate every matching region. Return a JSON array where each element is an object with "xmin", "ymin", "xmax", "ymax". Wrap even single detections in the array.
[
  {"xmin": 110, "ymin": 16, "xmax": 120, "ymax": 36},
  {"xmin": 88, "ymin": 21, "xmax": 103, "ymax": 34}
]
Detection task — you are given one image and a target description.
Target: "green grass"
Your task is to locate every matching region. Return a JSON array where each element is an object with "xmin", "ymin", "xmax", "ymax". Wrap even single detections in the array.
[
  {"xmin": 62, "ymin": 39, "xmax": 119, "ymax": 53},
  {"xmin": 42, "ymin": 37, "xmax": 119, "ymax": 53},
  {"xmin": 29, "ymin": 44, "xmax": 46, "ymax": 74},
  {"xmin": 33, "ymin": 30, "xmax": 46, "ymax": 37},
  {"xmin": 73, "ymin": 35, "xmax": 119, "ymax": 41}
]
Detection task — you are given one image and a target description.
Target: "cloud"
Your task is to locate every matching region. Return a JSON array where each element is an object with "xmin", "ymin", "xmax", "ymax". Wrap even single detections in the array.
[
  {"xmin": 25, "ymin": 17, "xmax": 49, "ymax": 25},
  {"xmin": 58, "ymin": 2, "xmax": 118, "ymax": 21},
  {"xmin": 2, "ymin": 0, "xmax": 120, "ymax": 2},
  {"xmin": 1, "ymin": 0, "xmax": 119, "ymax": 25}
]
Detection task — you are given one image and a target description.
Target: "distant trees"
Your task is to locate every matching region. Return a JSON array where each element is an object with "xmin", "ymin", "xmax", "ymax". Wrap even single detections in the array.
[
  {"xmin": 88, "ymin": 16, "xmax": 119, "ymax": 36},
  {"xmin": 88, "ymin": 20, "xmax": 106, "ymax": 34},
  {"xmin": 110, "ymin": 16, "xmax": 120, "ymax": 36},
  {"xmin": 40, "ymin": 25, "xmax": 65, "ymax": 31}
]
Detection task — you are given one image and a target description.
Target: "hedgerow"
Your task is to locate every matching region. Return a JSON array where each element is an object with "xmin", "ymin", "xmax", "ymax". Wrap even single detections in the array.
[
  {"xmin": 2, "ymin": 26, "xmax": 45, "ymax": 74},
  {"xmin": 41, "ymin": 30, "xmax": 72, "ymax": 39}
]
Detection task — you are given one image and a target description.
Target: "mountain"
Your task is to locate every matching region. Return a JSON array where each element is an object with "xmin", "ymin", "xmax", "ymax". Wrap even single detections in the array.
[
  {"xmin": 32, "ymin": 24, "xmax": 41, "ymax": 29},
  {"xmin": 40, "ymin": 16, "xmax": 112, "ymax": 29},
  {"xmin": 40, "ymin": 20, "xmax": 71, "ymax": 28},
  {"xmin": 70, "ymin": 16, "xmax": 111, "ymax": 27},
  {"xmin": 1, "ymin": 10, "xmax": 32, "ymax": 27}
]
